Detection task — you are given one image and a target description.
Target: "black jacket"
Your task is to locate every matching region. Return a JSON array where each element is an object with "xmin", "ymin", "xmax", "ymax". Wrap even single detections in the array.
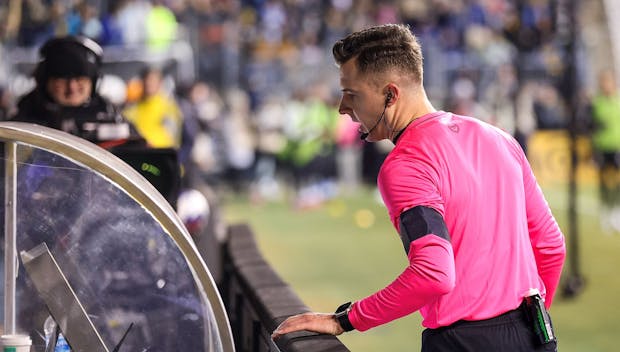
[
  {"xmin": 12, "ymin": 88, "xmax": 144, "ymax": 146},
  {"xmin": 12, "ymin": 88, "xmax": 181, "ymax": 204}
]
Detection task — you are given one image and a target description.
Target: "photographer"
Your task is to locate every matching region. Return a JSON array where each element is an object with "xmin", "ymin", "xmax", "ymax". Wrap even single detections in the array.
[{"xmin": 11, "ymin": 35, "xmax": 142, "ymax": 148}]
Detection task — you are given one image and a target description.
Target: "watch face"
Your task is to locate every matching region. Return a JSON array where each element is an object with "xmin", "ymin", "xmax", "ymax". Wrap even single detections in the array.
[{"xmin": 335, "ymin": 301, "xmax": 352, "ymax": 313}]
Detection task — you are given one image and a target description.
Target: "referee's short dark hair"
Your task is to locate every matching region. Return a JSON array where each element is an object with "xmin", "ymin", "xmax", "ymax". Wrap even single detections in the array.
[{"xmin": 332, "ymin": 24, "xmax": 424, "ymax": 84}]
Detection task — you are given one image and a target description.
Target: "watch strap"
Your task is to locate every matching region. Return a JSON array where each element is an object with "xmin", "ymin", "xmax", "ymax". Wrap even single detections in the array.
[{"xmin": 334, "ymin": 301, "xmax": 355, "ymax": 332}]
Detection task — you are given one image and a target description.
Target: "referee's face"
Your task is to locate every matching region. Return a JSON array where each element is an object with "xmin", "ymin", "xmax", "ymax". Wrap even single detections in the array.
[{"xmin": 338, "ymin": 59, "xmax": 386, "ymax": 141}]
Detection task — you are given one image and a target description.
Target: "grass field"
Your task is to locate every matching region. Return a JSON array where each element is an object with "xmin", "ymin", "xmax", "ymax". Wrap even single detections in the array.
[{"xmin": 222, "ymin": 184, "xmax": 620, "ymax": 351}]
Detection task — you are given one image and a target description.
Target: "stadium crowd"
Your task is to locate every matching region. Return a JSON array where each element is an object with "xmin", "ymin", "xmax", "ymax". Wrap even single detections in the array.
[{"xmin": 0, "ymin": 0, "xmax": 612, "ymax": 212}]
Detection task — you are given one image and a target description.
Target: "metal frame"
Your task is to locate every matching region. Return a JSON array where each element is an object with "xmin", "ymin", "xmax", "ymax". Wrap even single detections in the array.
[
  {"xmin": 4, "ymin": 141, "xmax": 16, "ymax": 334},
  {"xmin": 0, "ymin": 121, "xmax": 234, "ymax": 352}
]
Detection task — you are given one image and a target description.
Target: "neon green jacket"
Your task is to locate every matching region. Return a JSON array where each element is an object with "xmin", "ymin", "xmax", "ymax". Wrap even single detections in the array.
[{"xmin": 592, "ymin": 94, "xmax": 620, "ymax": 152}]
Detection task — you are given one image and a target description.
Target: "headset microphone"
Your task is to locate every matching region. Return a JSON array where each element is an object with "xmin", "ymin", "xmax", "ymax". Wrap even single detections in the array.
[{"xmin": 360, "ymin": 92, "xmax": 393, "ymax": 140}]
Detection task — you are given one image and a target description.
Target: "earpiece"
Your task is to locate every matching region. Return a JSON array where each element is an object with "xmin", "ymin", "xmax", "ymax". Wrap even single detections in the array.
[{"xmin": 361, "ymin": 90, "xmax": 394, "ymax": 140}]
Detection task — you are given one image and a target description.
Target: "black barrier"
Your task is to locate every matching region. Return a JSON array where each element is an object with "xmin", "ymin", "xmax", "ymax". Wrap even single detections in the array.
[{"xmin": 221, "ymin": 223, "xmax": 350, "ymax": 352}]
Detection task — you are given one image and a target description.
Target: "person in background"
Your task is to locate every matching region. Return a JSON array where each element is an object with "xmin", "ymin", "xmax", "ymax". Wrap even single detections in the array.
[
  {"xmin": 589, "ymin": 69, "xmax": 620, "ymax": 233},
  {"xmin": 221, "ymin": 87, "xmax": 256, "ymax": 193},
  {"xmin": 10, "ymin": 36, "xmax": 185, "ymax": 207},
  {"xmin": 278, "ymin": 83, "xmax": 339, "ymax": 209},
  {"xmin": 11, "ymin": 35, "xmax": 142, "ymax": 148},
  {"xmin": 123, "ymin": 65, "xmax": 183, "ymax": 149},
  {"xmin": 145, "ymin": 0, "xmax": 178, "ymax": 51},
  {"xmin": 6, "ymin": 35, "xmax": 154, "ymax": 342},
  {"xmin": 0, "ymin": 86, "xmax": 15, "ymax": 120},
  {"xmin": 272, "ymin": 24, "xmax": 566, "ymax": 351}
]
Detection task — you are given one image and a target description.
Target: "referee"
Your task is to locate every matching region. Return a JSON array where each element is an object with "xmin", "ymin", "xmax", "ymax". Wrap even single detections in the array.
[{"xmin": 272, "ymin": 24, "xmax": 566, "ymax": 352}]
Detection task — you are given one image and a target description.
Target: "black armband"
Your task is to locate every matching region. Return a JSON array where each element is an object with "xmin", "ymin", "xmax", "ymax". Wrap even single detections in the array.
[
  {"xmin": 399, "ymin": 206, "xmax": 450, "ymax": 254},
  {"xmin": 334, "ymin": 302, "xmax": 354, "ymax": 332}
]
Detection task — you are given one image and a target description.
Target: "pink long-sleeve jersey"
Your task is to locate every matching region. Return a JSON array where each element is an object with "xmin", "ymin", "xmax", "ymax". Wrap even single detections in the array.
[{"xmin": 348, "ymin": 111, "xmax": 566, "ymax": 331}]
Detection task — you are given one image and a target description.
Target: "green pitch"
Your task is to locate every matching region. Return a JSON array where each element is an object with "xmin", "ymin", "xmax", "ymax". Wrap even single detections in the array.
[{"xmin": 223, "ymin": 184, "xmax": 620, "ymax": 351}]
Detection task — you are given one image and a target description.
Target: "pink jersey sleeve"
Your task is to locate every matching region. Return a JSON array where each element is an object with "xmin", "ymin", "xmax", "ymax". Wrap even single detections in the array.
[
  {"xmin": 348, "ymin": 151, "xmax": 455, "ymax": 331},
  {"xmin": 348, "ymin": 235, "xmax": 455, "ymax": 331},
  {"xmin": 519, "ymin": 147, "xmax": 566, "ymax": 307}
]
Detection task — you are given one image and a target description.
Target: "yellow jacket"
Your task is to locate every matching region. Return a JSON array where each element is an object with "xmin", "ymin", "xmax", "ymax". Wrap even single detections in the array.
[{"xmin": 124, "ymin": 94, "xmax": 183, "ymax": 149}]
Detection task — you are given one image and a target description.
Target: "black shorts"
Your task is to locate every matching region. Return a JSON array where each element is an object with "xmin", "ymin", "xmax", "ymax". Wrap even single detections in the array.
[{"xmin": 421, "ymin": 308, "xmax": 557, "ymax": 352}]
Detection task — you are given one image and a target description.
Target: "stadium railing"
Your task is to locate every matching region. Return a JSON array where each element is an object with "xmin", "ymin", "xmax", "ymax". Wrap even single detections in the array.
[{"xmin": 221, "ymin": 223, "xmax": 350, "ymax": 352}]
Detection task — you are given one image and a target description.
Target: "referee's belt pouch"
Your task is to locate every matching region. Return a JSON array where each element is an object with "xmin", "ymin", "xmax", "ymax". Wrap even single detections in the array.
[{"xmin": 522, "ymin": 291, "xmax": 556, "ymax": 345}]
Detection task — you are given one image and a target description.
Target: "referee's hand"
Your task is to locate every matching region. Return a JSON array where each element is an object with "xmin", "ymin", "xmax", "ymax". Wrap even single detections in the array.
[{"xmin": 271, "ymin": 312, "xmax": 345, "ymax": 339}]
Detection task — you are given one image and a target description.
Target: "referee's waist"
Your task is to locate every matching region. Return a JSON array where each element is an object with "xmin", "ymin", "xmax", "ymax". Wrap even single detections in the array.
[{"xmin": 430, "ymin": 306, "xmax": 526, "ymax": 332}]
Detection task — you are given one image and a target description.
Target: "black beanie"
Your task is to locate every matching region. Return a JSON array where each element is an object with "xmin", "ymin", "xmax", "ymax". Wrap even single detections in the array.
[{"xmin": 44, "ymin": 40, "xmax": 100, "ymax": 78}]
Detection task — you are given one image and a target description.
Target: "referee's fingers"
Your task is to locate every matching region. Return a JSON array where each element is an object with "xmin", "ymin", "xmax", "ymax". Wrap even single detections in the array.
[
  {"xmin": 272, "ymin": 313, "xmax": 339, "ymax": 339},
  {"xmin": 272, "ymin": 313, "xmax": 313, "ymax": 338}
]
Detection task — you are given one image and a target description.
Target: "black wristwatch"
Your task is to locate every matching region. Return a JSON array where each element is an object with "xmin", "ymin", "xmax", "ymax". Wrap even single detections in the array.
[{"xmin": 334, "ymin": 301, "xmax": 355, "ymax": 332}]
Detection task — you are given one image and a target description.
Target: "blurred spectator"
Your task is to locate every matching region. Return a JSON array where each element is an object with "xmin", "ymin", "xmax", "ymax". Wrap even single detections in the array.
[
  {"xmin": 513, "ymin": 80, "xmax": 539, "ymax": 154},
  {"xmin": 533, "ymin": 80, "xmax": 567, "ymax": 129},
  {"xmin": 0, "ymin": 86, "xmax": 15, "ymax": 120},
  {"xmin": 99, "ymin": 0, "xmax": 126, "ymax": 46},
  {"xmin": 177, "ymin": 80, "xmax": 228, "ymax": 188},
  {"xmin": 502, "ymin": 0, "xmax": 554, "ymax": 53},
  {"xmin": 6, "ymin": 34, "xmax": 185, "ymax": 209},
  {"xmin": 589, "ymin": 69, "xmax": 620, "ymax": 233},
  {"xmin": 145, "ymin": 0, "xmax": 178, "ymax": 51},
  {"xmin": 10, "ymin": 35, "xmax": 142, "ymax": 147},
  {"xmin": 335, "ymin": 114, "xmax": 363, "ymax": 193},
  {"xmin": 6, "ymin": 36, "xmax": 187, "ymax": 209},
  {"xmin": 73, "ymin": 1, "xmax": 103, "ymax": 39},
  {"xmin": 123, "ymin": 66, "xmax": 183, "ymax": 149},
  {"xmin": 49, "ymin": 0, "xmax": 70, "ymax": 36},
  {"xmin": 278, "ymin": 84, "xmax": 339, "ymax": 208},
  {"xmin": 2, "ymin": 0, "xmax": 20, "ymax": 42},
  {"xmin": 176, "ymin": 81, "xmax": 203, "ymax": 182},
  {"xmin": 251, "ymin": 96, "xmax": 286, "ymax": 202},
  {"xmin": 115, "ymin": 0, "xmax": 151, "ymax": 46},
  {"xmin": 222, "ymin": 87, "xmax": 256, "ymax": 192},
  {"xmin": 259, "ymin": 0, "xmax": 286, "ymax": 45},
  {"xmin": 483, "ymin": 62, "xmax": 518, "ymax": 134},
  {"xmin": 448, "ymin": 73, "xmax": 491, "ymax": 122},
  {"xmin": 184, "ymin": 81, "xmax": 227, "ymax": 183},
  {"xmin": 14, "ymin": 0, "xmax": 54, "ymax": 46}
]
